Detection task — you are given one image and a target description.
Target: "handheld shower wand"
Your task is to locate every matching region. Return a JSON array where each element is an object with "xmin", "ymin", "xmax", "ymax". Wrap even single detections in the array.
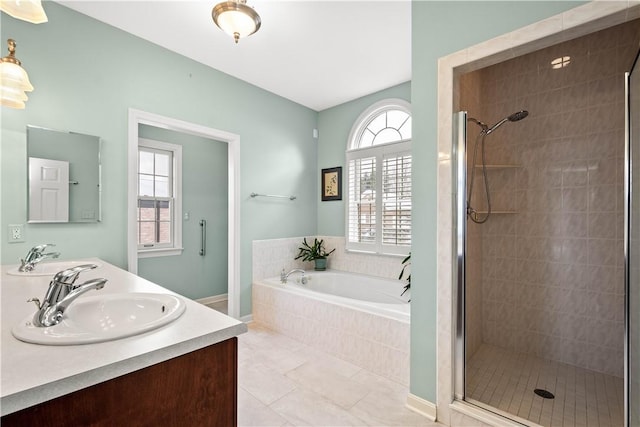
[{"xmin": 466, "ymin": 110, "xmax": 529, "ymax": 223}]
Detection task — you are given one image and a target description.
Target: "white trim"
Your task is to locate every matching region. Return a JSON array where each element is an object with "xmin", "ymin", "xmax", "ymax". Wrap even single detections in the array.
[
  {"xmin": 128, "ymin": 108, "xmax": 241, "ymax": 319},
  {"xmin": 137, "ymin": 248, "xmax": 184, "ymax": 258},
  {"xmin": 196, "ymin": 294, "xmax": 228, "ymax": 305},
  {"xmin": 406, "ymin": 393, "xmax": 436, "ymax": 422},
  {"xmin": 240, "ymin": 314, "xmax": 253, "ymax": 324}
]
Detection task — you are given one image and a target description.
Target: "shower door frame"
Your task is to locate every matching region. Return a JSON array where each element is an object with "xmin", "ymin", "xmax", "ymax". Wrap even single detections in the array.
[
  {"xmin": 452, "ymin": 111, "xmax": 537, "ymax": 424},
  {"xmin": 624, "ymin": 47, "xmax": 640, "ymax": 427}
]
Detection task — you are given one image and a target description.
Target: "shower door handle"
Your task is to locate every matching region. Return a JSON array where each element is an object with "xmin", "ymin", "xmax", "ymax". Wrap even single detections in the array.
[{"xmin": 199, "ymin": 219, "xmax": 206, "ymax": 256}]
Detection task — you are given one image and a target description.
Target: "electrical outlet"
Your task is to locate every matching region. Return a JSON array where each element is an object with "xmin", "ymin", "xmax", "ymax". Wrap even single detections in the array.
[{"xmin": 8, "ymin": 224, "xmax": 24, "ymax": 243}]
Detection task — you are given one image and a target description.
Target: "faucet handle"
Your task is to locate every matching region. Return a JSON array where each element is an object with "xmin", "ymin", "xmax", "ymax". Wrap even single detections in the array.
[
  {"xmin": 53, "ymin": 264, "xmax": 98, "ymax": 285},
  {"xmin": 31, "ymin": 243, "xmax": 56, "ymax": 253}
]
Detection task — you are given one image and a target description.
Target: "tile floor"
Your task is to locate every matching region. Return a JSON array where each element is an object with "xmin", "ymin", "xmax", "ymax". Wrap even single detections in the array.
[
  {"xmin": 467, "ymin": 344, "xmax": 624, "ymax": 427},
  {"xmin": 237, "ymin": 323, "xmax": 440, "ymax": 427},
  {"xmin": 206, "ymin": 299, "xmax": 228, "ymax": 315}
]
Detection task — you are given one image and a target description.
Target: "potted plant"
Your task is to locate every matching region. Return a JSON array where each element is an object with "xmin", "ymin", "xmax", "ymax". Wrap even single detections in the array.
[
  {"xmin": 294, "ymin": 237, "xmax": 335, "ymax": 271},
  {"xmin": 399, "ymin": 252, "xmax": 410, "ymax": 298}
]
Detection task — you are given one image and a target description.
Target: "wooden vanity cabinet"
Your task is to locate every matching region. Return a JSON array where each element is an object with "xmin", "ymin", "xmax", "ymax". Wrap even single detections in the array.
[{"xmin": 1, "ymin": 337, "xmax": 238, "ymax": 427}]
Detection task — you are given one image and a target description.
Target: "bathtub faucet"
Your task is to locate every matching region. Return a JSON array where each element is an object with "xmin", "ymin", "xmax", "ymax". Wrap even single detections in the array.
[{"xmin": 280, "ymin": 268, "xmax": 306, "ymax": 284}]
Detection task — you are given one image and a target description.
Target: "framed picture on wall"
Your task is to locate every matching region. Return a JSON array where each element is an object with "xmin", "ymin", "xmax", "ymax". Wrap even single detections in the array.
[{"xmin": 321, "ymin": 167, "xmax": 342, "ymax": 201}]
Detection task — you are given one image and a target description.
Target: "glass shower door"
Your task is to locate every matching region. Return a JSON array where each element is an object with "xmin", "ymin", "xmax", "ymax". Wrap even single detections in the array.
[{"xmin": 626, "ymin": 47, "xmax": 640, "ymax": 427}]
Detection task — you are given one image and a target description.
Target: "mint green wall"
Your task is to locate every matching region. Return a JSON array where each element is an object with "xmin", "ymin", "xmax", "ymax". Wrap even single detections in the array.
[
  {"xmin": 317, "ymin": 82, "xmax": 411, "ymax": 236},
  {"xmin": 0, "ymin": 3, "xmax": 318, "ymax": 317},
  {"xmin": 137, "ymin": 125, "xmax": 228, "ymax": 301},
  {"xmin": 409, "ymin": 0, "xmax": 586, "ymax": 403}
]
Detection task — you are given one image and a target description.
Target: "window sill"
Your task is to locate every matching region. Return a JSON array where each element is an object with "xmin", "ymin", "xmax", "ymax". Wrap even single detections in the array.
[
  {"xmin": 345, "ymin": 248, "xmax": 409, "ymax": 258},
  {"xmin": 138, "ymin": 247, "xmax": 184, "ymax": 258}
]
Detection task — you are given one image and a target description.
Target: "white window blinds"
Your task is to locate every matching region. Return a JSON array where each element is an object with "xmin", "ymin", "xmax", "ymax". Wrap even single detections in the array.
[
  {"xmin": 346, "ymin": 140, "xmax": 411, "ymax": 255},
  {"xmin": 382, "ymin": 153, "xmax": 412, "ymax": 248},
  {"xmin": 348, "ymin": 156, "xmax": 376, "ymax": 246}
]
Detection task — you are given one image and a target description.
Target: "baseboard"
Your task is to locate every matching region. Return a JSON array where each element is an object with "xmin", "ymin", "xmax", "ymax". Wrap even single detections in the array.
[
  {"xmin": 196, "ymin": 293, "xmax": 228, "ymax": 305},
  {"xmin": 240, "ymin": 314, "xmax": 253, "ymax": 323},
  {"xmin": 406, "ymin": 393, "xmax": 437, "ymax": 421}
]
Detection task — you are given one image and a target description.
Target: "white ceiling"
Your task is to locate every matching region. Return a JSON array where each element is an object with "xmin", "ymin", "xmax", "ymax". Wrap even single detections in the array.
[{"xmin": 57, "ymin": 1, "xmax": 412, "ymax": 111}]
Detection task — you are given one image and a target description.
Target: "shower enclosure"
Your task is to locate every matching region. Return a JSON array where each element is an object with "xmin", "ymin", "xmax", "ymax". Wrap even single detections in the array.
[{"xmin": 452, "ymin": 19, "xmax": 639, "ymax": 426}]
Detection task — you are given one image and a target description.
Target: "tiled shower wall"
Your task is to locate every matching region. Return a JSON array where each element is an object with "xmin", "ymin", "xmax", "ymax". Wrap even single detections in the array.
[{"xmin": 460, "ymin": 20, "xmax": 639, "ymax": 377}]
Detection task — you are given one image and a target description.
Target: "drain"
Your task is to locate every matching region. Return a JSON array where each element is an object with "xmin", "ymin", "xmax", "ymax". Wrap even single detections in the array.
[{"xmin": 534, "ymin": 389, "xmax": 555, "ymax": 399}]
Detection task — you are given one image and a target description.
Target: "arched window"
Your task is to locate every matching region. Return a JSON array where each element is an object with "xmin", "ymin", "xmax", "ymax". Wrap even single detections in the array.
[{"xmin": 346, "ymin": 99, "xmax": 411, "ymax": 255}]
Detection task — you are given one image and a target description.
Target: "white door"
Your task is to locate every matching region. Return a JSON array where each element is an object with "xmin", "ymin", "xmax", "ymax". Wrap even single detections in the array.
[{"xmin": 29, "ymin": 157, "xmax": 69, "ymax": 222}]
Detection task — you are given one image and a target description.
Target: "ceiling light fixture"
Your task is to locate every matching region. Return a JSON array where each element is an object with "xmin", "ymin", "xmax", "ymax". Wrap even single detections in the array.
[
  {"xmin": 0, "ymin": 39, "xmax": 34, "ymax": 109},
  {"xmin": 212, "ymin": 0, "xmax": 261, "ymax": 44},
  {"xmin": 0, "ymin": 0, "xmax": 48, "ymax": 24}
]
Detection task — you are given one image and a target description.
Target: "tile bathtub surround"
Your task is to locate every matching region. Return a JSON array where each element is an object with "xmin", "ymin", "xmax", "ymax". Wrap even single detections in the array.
[
  {"xmin": 458, "ymin": 19, "xmax": 639, "ymax": 378},
  {"xmin": 238, "ymin": 323, "xmax": 439, "ymax": 427},
  {"xmin": 253, "ymin": 282, "xmax": 410, "ymax": 386},
  {"xmin": 252, "ymin": 236, "xmax": 406, "ymax": 282}
]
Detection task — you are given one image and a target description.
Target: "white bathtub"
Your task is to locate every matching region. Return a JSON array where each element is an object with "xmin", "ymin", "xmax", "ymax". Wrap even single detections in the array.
[
  {"xmin": 260, "ymin": 270, "xmax": 410, "ymax": 322},
  {"xmin": 253, "ymin": 270, "xmax": 410, "ymax": 385}
]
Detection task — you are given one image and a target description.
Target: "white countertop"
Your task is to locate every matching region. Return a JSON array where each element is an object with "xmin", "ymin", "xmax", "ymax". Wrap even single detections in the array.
[{"xmin": 0, "ymin": 258, "xmax": 247, "ymax": 416}]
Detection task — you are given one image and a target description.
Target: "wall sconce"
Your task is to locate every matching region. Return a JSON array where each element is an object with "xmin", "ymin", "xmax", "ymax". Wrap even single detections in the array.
[
  {"xmin": 212, "ymin": 0, "xmax": 261, "ymax": 44},
  {"xmin": 0, "ymin": 0, "xmax": 48, "ymax": 24},
  {"xmin": 0, "ymin": 39, "xmax": 34, "ymax": 109}
]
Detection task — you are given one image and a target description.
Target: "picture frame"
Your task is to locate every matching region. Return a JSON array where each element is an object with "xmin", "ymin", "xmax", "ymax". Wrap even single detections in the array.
[{"xmin": 321, "ymin": 167, "xmax": 342, "ymax": 201}]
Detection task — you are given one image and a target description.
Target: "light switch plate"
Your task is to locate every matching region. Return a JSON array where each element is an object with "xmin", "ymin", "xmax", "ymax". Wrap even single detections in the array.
[{"xmin": 8, "ymin": 224, "xmax": 25, "ymax": 243}]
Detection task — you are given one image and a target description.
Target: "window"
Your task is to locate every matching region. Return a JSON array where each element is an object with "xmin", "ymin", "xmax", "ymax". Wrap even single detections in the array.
[
  {"xmin": 137, "ymin": 139, "xmax": 182, "ymax": 257},
  {"xmin": 346, "ymin": 99, "xmax": 411, "ymax": 255}
]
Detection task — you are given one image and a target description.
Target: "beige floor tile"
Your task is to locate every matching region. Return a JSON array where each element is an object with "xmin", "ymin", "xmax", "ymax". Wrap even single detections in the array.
[
  {"xmin": 238, "ymin": 387, "xmax": 289, "ymax": 427},
  {"xmin": 293, "ymin": 344, "xmax": 363, "ymax": 379},
  {"xmin": 206, "ymin": 300, "xmax": 228, "ymax": 314},
  {"xmin": 285, "ymin": 361, "xmax": 371, "ymax": 409},
  {"xmin": 249, "ymin": 345, "xmax": 309, "ymax": 375},
  {"xmin": 239, "ymin": 362, "xmax": 298, "ymax": 405},
  {"xmin": 269, "ymin": 388, "xmax": 368, "ymax": 426},
  {"xmin": 349, "ymin": 389, "xmax": 438, "ymax": 427},
  {"xmin": 239, "ymin": 323, "xmax": 442, "ymax": 427}
]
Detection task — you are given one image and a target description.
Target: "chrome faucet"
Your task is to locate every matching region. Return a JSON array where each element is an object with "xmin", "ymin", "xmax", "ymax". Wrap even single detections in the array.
[
  {"xmin": 280, "ymin": 268, "xmax": 306, "ymax": 284},
  {"xmin": 28, "ymin": 264, "xmax": 107, "ymax": 327},
  {"xmin": 19, "ymin": 243, "xmax": 61, "ymax": 272}
]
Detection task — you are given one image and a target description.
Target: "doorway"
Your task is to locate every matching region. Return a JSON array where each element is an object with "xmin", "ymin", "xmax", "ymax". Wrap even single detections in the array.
[{"xmin": 127, "ymin": 109, "xmax": 240, "ymax": 319}]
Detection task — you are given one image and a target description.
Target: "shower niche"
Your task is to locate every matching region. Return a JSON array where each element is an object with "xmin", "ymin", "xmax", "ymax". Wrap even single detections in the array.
[{"xmin": 454, "ymin": 18, "xmax": 639, "ymax": 427}]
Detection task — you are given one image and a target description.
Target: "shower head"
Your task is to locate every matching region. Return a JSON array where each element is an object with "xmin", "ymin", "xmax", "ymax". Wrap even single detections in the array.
[
  {"xmin": 508, "ymin": 110, "xmax": 529, "ymax": 122},
  {"xmin": 485, "ymin": 110, "xmax": 529, "ymax": 135}
]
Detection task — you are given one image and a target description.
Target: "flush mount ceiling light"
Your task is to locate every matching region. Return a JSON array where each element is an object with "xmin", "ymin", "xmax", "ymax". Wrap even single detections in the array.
[
  {"xmin": 551, "ymin": 56, "xmax": 571, "ymax": 69},
  {"xmin": 0, "ymin": 39, "xmax": 34, "ymax": 109},
  {"xmin": 0, "ymin": 0, "xmax": 48, "ymax": 24},
  {"xmin": 212, "ymin": 0, "xmax": 261, "ymax": 44}
]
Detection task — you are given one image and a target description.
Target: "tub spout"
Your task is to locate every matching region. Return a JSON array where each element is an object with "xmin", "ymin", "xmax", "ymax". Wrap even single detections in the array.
[{"xmin": 280, "ymin": 268, "xmax": 306, "ymax": 284}]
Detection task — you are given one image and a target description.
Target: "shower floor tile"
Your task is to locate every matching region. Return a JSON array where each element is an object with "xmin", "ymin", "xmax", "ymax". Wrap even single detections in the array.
[{"xmin": 467, "ymin": 344, "xmax": 624, "ymax": 427}]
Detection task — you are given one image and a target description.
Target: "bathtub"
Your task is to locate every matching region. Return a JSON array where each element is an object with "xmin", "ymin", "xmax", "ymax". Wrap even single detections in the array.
[
  {"xmin": 261, "ymin": 270, "xmax": 409, "ymax": 322},
  {"xmin": 253, "ymin": 270, "xmax": 410, "ymax": 385}
]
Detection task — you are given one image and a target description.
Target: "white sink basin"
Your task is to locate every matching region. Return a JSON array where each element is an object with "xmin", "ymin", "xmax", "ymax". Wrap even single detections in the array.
[
  {"xmin": 6, "ymin": 261, "xmax": 101, "ymax": 277},
  {"xmin": 12, "ymin": 293, "xmax": 186, "ymax": 345}
]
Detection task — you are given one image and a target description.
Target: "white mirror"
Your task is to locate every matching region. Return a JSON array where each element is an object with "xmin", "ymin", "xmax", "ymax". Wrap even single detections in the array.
[{"xmin": 27, "ymin": 125, "xmax": 101, "ymax": 223}]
